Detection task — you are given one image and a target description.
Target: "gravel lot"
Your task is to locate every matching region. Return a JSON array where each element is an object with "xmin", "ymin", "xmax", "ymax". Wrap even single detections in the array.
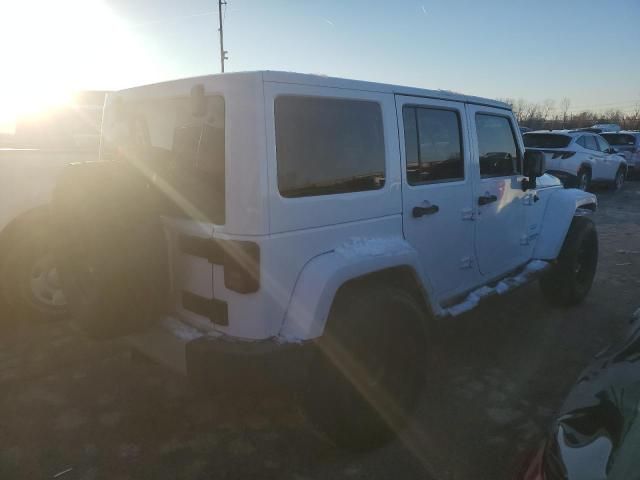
[{"xmin": 1, "ymin": 181, "xmax": 639, "ymax": 480}]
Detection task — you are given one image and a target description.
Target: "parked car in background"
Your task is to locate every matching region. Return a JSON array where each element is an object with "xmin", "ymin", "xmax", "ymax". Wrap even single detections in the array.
[
  {"xmin": 520, "ymin": 126, "xmax": 532, "ymax": 134},
  {"xmin": 520, "ymin": 308, "xmax": 640, "ymax": 480},
  {"xmin": 523, "ymin": 130, "xmax": 627, "ymax": 191},
  {"xmin": 591, "ymin": 123, "xmax": 621, "ymax": 133},
  {"xmin": 600, "ymin": 131, "xmax": 640, "ymax": 178},
  {"xmin": 0, "ymin": 149, "xmax": 97, "ymax": 322},
  {"xmin": 0, "ymin": 91, "xmax": 104, "ymax": 323}
]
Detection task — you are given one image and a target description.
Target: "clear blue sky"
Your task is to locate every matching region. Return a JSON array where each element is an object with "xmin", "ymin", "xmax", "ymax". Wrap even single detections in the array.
[{"xmin": 3, "ymin": 0, "xmax": 640, "ymax": 116}]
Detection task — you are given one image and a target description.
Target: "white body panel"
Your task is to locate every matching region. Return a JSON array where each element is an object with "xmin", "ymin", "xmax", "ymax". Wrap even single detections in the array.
[{"xmin": 100, "ymin": 72, "xmax": 597, "ymax": 349}]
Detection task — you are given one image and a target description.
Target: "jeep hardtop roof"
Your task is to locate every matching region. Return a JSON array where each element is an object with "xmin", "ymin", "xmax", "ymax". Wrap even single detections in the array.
[{"xmin": 111, "ymin": 71, "xmax": 511, "ymax": 110}]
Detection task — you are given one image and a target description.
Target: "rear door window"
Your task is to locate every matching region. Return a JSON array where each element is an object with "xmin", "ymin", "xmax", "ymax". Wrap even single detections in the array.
[
  {"xmin": 275, "ymin": 96, "xmax": 386, "ymax": 198},
  {"xmin": 476, "ymin": 114, "xmax": 521, "ymax": 177},
  {"xmin": 523, "ymin": 134, "xmax": 572, "ymax": 149},
  {"xmin": 402, "ymin": 106, "xmax": 464, "ymax": 184}
]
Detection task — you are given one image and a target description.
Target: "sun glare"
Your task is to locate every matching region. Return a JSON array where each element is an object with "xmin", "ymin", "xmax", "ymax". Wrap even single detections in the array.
[{"xmin": 0, "ymin": 0, "xmax": 149, "ymax": 133}]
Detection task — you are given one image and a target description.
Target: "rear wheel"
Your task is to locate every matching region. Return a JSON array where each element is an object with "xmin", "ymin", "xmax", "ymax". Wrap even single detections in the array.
[
  {"xmin": 302, "ymin": 284, "xmax": 434, "ymax": 451},
  {"xmin": 613, "ymin": 167, "xmax": 625, "ymax": 191},
  {"xmin": 576, "ymin": 169, "xmax": 591, "ymax": 191},
  {"xmin": 540, "ymin": 216, "xmax": 598, "ymax": 306}
]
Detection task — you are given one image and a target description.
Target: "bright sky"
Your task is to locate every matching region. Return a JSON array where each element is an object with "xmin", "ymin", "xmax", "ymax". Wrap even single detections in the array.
[{"xmin": 1, "ymin": 0, "xmax": 639, "ymax": 132}]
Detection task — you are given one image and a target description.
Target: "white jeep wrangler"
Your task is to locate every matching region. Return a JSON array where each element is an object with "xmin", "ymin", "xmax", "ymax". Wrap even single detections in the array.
[{"xmin": 51, "ymin": 72, "xmax": 598, "ymax": 450}]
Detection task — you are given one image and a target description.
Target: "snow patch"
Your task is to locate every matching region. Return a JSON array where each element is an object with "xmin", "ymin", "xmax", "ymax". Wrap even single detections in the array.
[
  {"xmin": 446, "ymin": 285, "xmax": 495, "ymax": 316},
  {"xmin": 334, "ymin": 237, "xmax": 409, "ymax": 259},
  {"xmin": 275, "ymin": 332, "xmax": 306, "ymax": 345},
  {"xmin": 445, "ymin": 260, "xmax": 550, "ymax": 317},
  {"xmin": 161, "ymin": 317, "xmax": 203, "ymax": 341}
]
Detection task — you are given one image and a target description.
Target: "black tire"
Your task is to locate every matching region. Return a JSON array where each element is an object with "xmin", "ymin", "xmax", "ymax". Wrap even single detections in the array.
[
  {"xmin": 540, "ymin": 216, "xmax": 598, "ymax": 307},
  {"xmin": 612, "ymin": 167, "xmax": 625, "ymax": 191},
  {"xmin": 0, "ymin": 211, "xmax": 68, "ymax": 323},
  {"xmin": 576, "ymin": 169, "xmax": 591, "ymax": 191},
  {"xmin": 51, "ymin": 162, "xmax": 170, "ymax": 339},
  {"xmin": 302, "ymin": 284, "xmax": 434, "ymax": 451}
]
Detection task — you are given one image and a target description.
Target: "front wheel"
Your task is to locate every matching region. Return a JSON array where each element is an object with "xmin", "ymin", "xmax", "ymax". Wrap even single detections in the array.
[
  {"xmin": 302, "ymin": 284, "xmax": 435, "ymax": 451},
  {"xmin": 539, "ymin": 216, "xmax": 598, "ymax": 306}
]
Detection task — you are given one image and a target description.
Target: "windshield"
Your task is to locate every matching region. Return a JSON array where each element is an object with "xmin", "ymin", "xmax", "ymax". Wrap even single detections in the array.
[
  {"xmin": 601, "ymin": 133, "xmax": 636, "ymax": 146},
  {"xmin": 101, "ymin": 95, "xmax": 225, "ymax": 224},
  {"xmin": 523, "ymin": 133, "xmax": 572, "ymax": 148}
]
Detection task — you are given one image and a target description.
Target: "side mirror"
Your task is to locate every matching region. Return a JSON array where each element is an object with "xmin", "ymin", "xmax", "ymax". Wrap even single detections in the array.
[
  {"xmin": 522, "ymin": 149, "xmax": 545, "ymax": 190},
  {"xmin": 608, "ymin": 147, "xmax": 618, "ymax": 154}
]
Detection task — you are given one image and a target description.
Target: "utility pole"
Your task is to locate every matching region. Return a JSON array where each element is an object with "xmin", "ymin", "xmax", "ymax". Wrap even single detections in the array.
[{"xmin": 218, "ymin": 0, "xmax": 228, "ymax": 73}]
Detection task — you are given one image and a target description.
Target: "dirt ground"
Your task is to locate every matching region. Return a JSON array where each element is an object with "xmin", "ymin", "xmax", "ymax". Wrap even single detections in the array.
[{"xmin": 1, "ymin": 181, "xmax": 639, "ymax": 480}]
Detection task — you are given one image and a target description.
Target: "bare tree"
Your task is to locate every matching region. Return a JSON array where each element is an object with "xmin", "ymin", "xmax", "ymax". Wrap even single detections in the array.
[{"xmin": 559, "ymin": 97, "xmax": 571, "ymax": 128}]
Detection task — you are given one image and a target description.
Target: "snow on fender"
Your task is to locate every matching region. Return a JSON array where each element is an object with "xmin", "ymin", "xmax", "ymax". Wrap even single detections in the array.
[{"xmin": 279, "ymin": 236, "xmax": 428, "ymax": 342}]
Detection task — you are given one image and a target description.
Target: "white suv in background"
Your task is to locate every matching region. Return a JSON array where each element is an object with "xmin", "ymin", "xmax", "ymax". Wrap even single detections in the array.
[{"xmin": 523, "ymin": 130, "xmax": 628, "ymax": 191}]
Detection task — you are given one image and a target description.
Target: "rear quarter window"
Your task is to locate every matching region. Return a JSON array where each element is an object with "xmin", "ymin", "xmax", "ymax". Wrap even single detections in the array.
[
  {"xmin": 274, "ymin": 96, "xmax": 386, "ymax": 198},
  {"xmin": 101, "ymin": 95, "xmax": 226, "ymax": 224}
]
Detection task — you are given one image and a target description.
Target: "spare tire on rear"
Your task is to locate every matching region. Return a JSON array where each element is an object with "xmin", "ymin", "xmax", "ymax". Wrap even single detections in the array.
[{"xmin": 51, "ymin": 161, "xmax": 170, "ymax": 339}]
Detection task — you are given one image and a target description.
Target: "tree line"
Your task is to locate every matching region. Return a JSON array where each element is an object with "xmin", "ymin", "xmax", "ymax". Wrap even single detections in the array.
[{"xmin": 497, "ymin": 97, "xmax": 640, "ymax": 131}]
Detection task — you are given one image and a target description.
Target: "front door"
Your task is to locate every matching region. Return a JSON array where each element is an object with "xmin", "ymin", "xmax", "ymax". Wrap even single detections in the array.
[
  {"xmin": 396, "ymin": 95, "xmax": 479, "ymax": 302},
  {"xmin": 467, "ymin": 105, "xmax": 529, "ymax": 279}
]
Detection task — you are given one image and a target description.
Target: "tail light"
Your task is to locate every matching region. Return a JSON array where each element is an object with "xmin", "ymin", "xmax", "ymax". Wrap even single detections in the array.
[
  {"xmin": 222, "ymin": 241, "xmax": 260, "ymax": 294},
  {"xmin": 552, "ymin": 151, "xmax": 576, "ymax": 159},
  {"xmin": 180, "ymin": 236, "xmax": 260, "ymax": 294}
]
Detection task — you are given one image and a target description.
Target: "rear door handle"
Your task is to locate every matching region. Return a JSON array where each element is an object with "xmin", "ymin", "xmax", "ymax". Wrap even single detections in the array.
[
  {"xmin": 412, "ymin": 204, "xmax": 439, "ymax": 218},
  {"xmin": 478, "ymin": 194, "xmax": 498, "ymax": 206}
]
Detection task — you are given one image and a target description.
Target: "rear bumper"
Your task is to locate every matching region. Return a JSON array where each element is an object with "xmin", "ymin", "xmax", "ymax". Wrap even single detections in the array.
[
  {"xmin": 186, "ymin": 335, "xmax": 313, "ymax": 391},
  {"xmin": 126, "ymin": 316, "xmax": 315, "ymax": 391}
]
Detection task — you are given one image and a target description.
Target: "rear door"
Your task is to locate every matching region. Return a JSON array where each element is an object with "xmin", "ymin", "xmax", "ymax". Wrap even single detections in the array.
[
  {"xmin": 467, "ymin": 105, "xmax": 529, "ymax": 279},
  {"xmin": 396, "ymin": 95, "xmax": 480, "ymax": 301},
  {"xmin": 582, "ymin": 134, "xmax": 608, "ymax": 180}
]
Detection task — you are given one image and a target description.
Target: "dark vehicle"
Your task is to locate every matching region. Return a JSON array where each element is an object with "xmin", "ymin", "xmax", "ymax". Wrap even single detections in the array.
[{"xmin": 520, "ymin": 308, "xmax": 640, "ymax": 480}]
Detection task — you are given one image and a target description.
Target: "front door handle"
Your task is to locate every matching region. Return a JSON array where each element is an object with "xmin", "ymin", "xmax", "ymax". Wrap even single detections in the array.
[
  {"xmin": 412, "ymin": 204, "xmax": 439, "ymax": 218},
  {"xmin": 478, "ymin": 194, "xmax": 498, "ymax": 206}
]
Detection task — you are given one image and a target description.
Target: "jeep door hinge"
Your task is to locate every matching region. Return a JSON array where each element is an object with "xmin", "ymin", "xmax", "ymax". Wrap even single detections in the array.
[
  {"xmin": 461, "ymin": 208, "xmax": 475, "ymax": 221},
  {"xmin": 460, "ymin": 256, "xmax": 474, "ymax": 269}
]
